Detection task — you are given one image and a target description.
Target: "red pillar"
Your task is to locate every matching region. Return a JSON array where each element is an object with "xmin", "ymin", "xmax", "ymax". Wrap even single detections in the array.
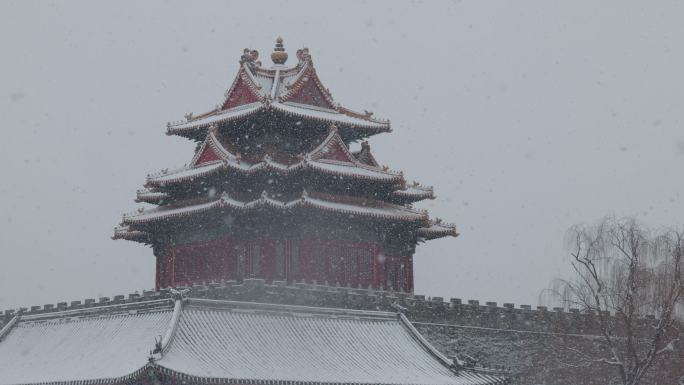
[{"xmin": 406, "ymin": 256, "xmax": 414, "ymax": 293}]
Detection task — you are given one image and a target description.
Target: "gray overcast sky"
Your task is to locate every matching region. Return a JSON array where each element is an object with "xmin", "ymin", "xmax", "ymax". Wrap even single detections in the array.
[{"xmin": 1, "ymin": 0, "xmax": 682, "ymax": 310}]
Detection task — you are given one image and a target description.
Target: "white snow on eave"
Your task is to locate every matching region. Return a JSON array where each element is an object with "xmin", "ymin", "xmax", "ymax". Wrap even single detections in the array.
[
  {"xmin": 147, "ymin": 155, "xmax": 399, "ymax": 186},
  {"xmin": 168, "ymin": 102, "xmax": 263, "ymax": 131},
  {"xmin": 123, "ymin": 199, "xmax": 219, "ymax": 223},
  {"xmin": 148, "ymin": 161, "xmax": 225, "ymax": 184},
  {"xmin": 308, "ymin": 160, "xmax": 400, "ymax": 180},
  {"xmin": 123, "ymin": 193, "xmax": 425, "ymax": 223},
  {"xmin": 167, "ymin": 100, "xmax": 389, "ymax": 134},
  {"xmin": 304, "ymin": 197, "xmax": 425, "ymax": 221},
  {"xmin": 274, "ymin": 102, "xmax": 389, "ymax": 129}
]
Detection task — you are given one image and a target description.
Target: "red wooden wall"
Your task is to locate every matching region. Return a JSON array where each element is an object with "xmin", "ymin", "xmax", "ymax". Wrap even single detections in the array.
[{"xmin": 156, "ymin": 237, "xmax": 413, "ymax": 293}]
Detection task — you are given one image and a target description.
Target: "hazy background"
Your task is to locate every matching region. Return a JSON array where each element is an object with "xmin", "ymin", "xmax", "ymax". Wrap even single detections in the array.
[{"xmin": 1, "ymin": 0, "xmax": 682, "ymax": 310}]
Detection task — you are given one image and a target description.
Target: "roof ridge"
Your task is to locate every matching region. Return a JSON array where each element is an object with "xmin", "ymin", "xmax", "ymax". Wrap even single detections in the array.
[
  {"xmin": 0, "ymin": 312, "xmax": 20, "ymax": 343},
  {"xmin": 156, "ymin": 289, "xmax": 188, "ymax": 358},
  {"xmin": 186, "ymin": 298, "xmax": 398, "ymax": 319},
  {"xmin": 398, "ymin": 312, "xmax": 455, "ymax": 369}
]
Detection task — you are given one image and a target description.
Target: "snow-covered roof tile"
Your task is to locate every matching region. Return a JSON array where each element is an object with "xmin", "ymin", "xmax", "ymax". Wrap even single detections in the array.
[
  {"xmin": 121, "ymin": 192, "xmax": 426, "ymax": 226},
  {"xmin": 0, "ymin": 301, "xmax": 172, "ymax": 385},
  {"xmin": 417, "ymin": 220, "xmax": 459, "ymax": 239},
  {"xmin": 166, "ymin": 50, "xmax": 390, "ymax": 138},
  {"xmin": 136, "ymin": 188, "xmax": 169, "ymax": 203},
  {"xmin": 274, "ymin": 102, "xmax": 389, "ymax": 129},
  {"xmin": 167, "ymin": 102, "xmax": 263, "ymax": 133},
  {"xmin": 146, "ymin": 161, "xmax": 226, "ymax": 186},
  {"xmin": 157, "ymin": 300, "xmax": 501, "ymax": 385},
  {"xmin": 112, "ymin": 225, "xmax": 150, "ymax": 241},
  {"xmin": 146, "ymin": 130, "xmax": 402, "ymax": 188},
  {"xmin": 387, "ymin": 182, "xmax": 436, "ymax": 204},
  {"xmin": 307, "ymin": 160, "xmax": 400, "ymax": 180},
  {"xmin": 0, "ymin": 298, "xmax": 504, "ymax": 385}
]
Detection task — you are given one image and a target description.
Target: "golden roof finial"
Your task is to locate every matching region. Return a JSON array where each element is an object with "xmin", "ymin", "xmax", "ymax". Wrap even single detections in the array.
[{"xmin": 271, "ymin": 36, "xmax": 288, "ymax": 65}]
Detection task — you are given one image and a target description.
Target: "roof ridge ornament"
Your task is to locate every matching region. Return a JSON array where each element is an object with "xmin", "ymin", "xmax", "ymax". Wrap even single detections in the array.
[
  {"xmin": 391, "ymin": 301, "xmax": 408, "ymax": 313},
  {"xmin": 169, "ymin": 288, "xmax": 190, "ymax": 301},
  {"xmin": 262, "ymin": 94, "xmax": 272, "ymax": 108},
  {"xmin": 296, "ymin": 47, "xmax": 311, "ymax": 64},
  {"xmin": 151, "ymin": 288, "xmax": 188, "ymax": 360},
  {"xmin": 240, "ymin": 48, "xmax": 261, "ymax": 69},
  {"xmin": 271, "ymin": 36, "xmax": 288, "ymax": 65}
]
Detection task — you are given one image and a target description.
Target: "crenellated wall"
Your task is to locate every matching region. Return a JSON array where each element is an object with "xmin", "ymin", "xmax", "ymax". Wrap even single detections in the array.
[{"xmin": 2, "ymin": 280, "xmax": 682, "ymax": 385}]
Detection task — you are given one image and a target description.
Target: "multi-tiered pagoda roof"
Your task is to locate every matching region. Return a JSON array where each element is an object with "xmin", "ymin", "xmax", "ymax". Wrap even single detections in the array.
[
  {"xmin": 114, "ymin": 38, "xmax": 457, "ymax": 293},
  {"xmin": 0, "ymin": 38, "xmax": 509, "ymax": 385}
]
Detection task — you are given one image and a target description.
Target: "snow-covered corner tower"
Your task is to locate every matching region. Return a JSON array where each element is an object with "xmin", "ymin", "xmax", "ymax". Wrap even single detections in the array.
[{"xmin": 114, "ymin": 38, "xmax": 458, "ymax": 292}]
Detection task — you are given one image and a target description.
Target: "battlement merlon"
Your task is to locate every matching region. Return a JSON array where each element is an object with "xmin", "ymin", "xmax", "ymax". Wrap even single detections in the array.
[{"xmin": 2, "ymin": 280, "xmax": 659, "ymax": 336}]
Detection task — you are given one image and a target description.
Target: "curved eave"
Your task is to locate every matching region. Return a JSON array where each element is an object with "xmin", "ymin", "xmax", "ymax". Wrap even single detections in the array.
[
  {"xmin": 273, "ymin": 102, "xmax": 390, "ymax": 132},
  {"xmin": 146, "ymin": 161, "xmax": 226, "ymax": 187},
  {"xmin": 121, "ymin": 193, "xmax": 427, "ymax": 227},
  {"xmin": 112, "ymin": 226, "xmax": 151, "ymax": 243},
  {"xmin": 167, "ymin": 102, "xmax": 264, "ymax": 137},
  {"xmin": 136, "ymin": 189, "xmax": 170, "ymax": 204},
  {"xmin": 166, "ymin": 102, "xmax": 390, "ymax": 140},
  {"xmin": 151, "ymin": 128, "xmax": 401, "ymax": 188},
  {"xmin": 145, "ymin": 159, "xmax": 402, "ymax": 188},
  {"xmin": 416, "ymin": 222, "xmax": 459, "ymax": 240},
  {"xmin": 390, "ymin": 186, "xmax": 435, "ymax": 203},
  {"xmin": 151, "ymin": 365, "xmax": 506, "ymax": 385}
]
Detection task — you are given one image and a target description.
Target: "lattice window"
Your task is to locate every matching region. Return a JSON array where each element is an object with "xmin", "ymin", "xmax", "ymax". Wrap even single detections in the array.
[
  {"xmin": 247, "ymin": 243, "xmax": 261, "ymax": 277},
  {"xmin": 289, "ymin": 242, "xmax": 300, "ymax": 279},
  {"xmin": 234, "ymin": 244, "xmax": 246, "ymax": 277},
  {"xmin": 341, "ymin": 247, "xmax": 360, "ymax": 286},
  {"xmin": 358, "ymin": 249, "xmax": 374, "ymax": 285},
  {"xmin": 328, "ymin": 244, "xmax": 343, "ymax": 283},
  {"xmin": 275, "ymin": 241, "xmax": 286, "ymax": 279},
  {"xmin": 397, "ymin": 262, "xmax": 407, "ymax": 292},
  {"xmin": 310, "ymin": 242, "xmax": 327, "ymax": 281}
]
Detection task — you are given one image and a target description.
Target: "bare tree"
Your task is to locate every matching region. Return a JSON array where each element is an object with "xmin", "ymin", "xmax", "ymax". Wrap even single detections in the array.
[{"xmin": 551, "ymin": 217, "xmax": 683, "ymax": 385}]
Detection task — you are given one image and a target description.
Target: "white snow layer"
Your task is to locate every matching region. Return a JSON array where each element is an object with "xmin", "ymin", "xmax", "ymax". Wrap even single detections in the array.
[
  {"xmin": 0, "ymin": 300, "xmax": 502, "ymax": 385},
  {"xmin": 169, "ymin": 101, "xmax": 388, "ymax": 132},
  {"xmin": 158, "ymin": 303, "xmax": 495, "ymax": 385},
  {"xmin": 0, "ymin": 308, "xmax": 172, "ymax": 385},
  {"xmin": 274, "ymin": 102, "xmax": 388, "ymax": 128}
]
